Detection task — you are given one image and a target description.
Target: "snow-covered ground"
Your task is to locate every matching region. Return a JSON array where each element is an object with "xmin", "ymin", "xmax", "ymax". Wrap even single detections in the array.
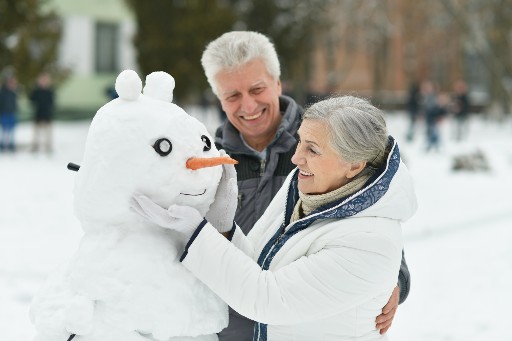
[{"xmin": 1, "ymin": 107, "xmax": 511, "ymax": 340}]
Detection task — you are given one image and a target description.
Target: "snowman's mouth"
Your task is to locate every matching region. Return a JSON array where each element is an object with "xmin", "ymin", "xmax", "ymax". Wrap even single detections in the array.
[{"xmin": 180, "ymin": 189, "xmax": 206, "ymax": 196}]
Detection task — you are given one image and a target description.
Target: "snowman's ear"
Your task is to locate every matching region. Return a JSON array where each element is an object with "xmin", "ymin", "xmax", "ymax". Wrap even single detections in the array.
[
  {"xmin": 115, "ymin": 70, "xmax": 142, "ymax": 101},
  {"xmin": 143, "ymin": 72, "xmax": 175, "ymax": 103}
]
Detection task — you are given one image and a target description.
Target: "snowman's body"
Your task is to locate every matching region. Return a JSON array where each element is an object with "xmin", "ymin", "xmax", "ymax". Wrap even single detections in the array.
[{"xmin": 30, "ymin": 70, "xmax": 228, "ymax": 341}]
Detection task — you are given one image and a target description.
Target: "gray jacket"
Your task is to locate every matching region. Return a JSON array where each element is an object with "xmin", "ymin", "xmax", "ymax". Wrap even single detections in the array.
[
  {"xmin": 214, "ymin": 95, "xmax": 410, "ymax": 341},
  {"xmin": 214, "ymin": 95, "xmax": 302, "ymax": 235}
]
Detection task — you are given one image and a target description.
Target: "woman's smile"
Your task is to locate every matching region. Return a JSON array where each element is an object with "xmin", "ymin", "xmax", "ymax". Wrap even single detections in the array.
[{"xmin": 298, "ymin": 169, "xmax": 314, "ymax": 178}]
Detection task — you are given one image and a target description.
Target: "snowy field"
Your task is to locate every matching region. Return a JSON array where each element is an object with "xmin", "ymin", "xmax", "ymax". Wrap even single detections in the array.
[{"xmin": 1, "ymin": 107, "xmax": 511, "ymax": 341}]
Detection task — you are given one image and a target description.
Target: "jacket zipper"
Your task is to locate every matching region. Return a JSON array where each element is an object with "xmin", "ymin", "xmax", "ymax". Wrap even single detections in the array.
[
  {"xmin": 262, "ymin": 222, "xmax": 287, "ymax": 265},
  {"xmin": 259, "ymin": 159, "xmax": 266, "ymax": 177},
  {"xmin": 273, "ymin": 225, "xmax": 286, "ymax": 246},
  {"xmin": 237, "ymin": 193, "xmax": 243, "ymax": 209}
]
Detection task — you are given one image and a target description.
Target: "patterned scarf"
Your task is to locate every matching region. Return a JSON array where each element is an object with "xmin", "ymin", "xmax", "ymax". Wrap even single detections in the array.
[{"xmin": 290, "ymin": 171, "xmax": 373, "ymax": 222}]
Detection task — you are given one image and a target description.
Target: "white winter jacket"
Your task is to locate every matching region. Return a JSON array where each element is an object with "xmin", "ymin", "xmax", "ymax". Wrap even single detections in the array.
[{"xmin": 181, "ymin": 137, "xmax": 417, "ymax": 340}]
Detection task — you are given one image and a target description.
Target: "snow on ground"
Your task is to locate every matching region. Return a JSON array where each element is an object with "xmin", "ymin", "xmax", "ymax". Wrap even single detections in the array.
[
  {"xmin": 384, "ymin": 114, "xmax": 512, "ymax": 341},
  {"xmin": 1, "ymin": 107, "xmax": 511, "ymax": 340}
]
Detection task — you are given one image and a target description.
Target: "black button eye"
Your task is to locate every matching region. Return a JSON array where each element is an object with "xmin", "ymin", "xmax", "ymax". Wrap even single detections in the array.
[
  {"xmin": 153, "ymin": 138, "xmax": 172, "ymax": 156},
  {"xmin": 201, "ymin": 135, "xmax": 211, "ymax": 152}
]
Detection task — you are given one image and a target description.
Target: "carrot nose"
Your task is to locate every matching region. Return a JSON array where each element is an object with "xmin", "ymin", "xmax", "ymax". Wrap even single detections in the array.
[{"xmin": 186, "ymin": 156, "xmax": 238, "ymax": 170}]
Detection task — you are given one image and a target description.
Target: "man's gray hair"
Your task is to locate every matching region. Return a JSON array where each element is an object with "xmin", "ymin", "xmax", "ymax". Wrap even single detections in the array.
[
  {"xmin": 201, "ymin": 31, "xmax": 281, "ymax": 95},
  {"xmin": 303, "ymin": 96, "xmax": 388, "ymax": 165}
]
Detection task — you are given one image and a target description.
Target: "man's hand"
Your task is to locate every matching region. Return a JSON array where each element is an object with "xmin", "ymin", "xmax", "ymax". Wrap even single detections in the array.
[{"xmin": 376, "ymin": 285, "xmax": 400, "ymax": 334}]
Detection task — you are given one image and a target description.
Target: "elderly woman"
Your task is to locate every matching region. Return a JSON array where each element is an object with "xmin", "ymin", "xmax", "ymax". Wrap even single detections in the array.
[{"xmin": 132, "ymin": 95, "xmax": 417, "ymax": 340}]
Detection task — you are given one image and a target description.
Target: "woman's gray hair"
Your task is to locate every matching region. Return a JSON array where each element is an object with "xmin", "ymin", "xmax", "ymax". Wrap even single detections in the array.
[
  {"xmin": 303, "ymin": 96, "xmax": 388, "ymax": 165},
  {"xmin": 201, "ymin": 31, "xmax": 281, "ymax": 95}
]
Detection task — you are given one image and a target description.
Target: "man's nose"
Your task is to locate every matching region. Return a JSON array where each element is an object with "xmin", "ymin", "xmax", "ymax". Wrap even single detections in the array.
[{"xmin": 241, "ymin": 95, "xmax": 258, "ymax": 114}]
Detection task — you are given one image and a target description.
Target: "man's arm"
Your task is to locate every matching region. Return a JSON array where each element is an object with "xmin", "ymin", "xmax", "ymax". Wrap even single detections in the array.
[
  {"xmin": 375, "ymin": 249, "xmax": 410, "ymax": 334},
  {"xmin": 397, "ymin": 249, "xmax": 410, "ymax": 304}
]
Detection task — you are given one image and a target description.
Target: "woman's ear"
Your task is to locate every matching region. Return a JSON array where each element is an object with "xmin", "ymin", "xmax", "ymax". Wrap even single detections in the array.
[{"xmin": 347, "ymin": 161, "xmax": 367, "ymax": 179}]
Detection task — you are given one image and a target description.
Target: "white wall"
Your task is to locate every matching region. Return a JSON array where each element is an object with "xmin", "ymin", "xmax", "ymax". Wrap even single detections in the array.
[
  {"xmin": 119, "ymin": 20, "xmax": 137, "ymax": 72},
  {"xmin": 59, "ymin": 16, "xmax": 137, "ymax": 75},
  {"xmin": 55, "ymin": 14, "xmax": 138, "ymax": 111},
  {"xmin": 59, "ymin": 16, "xmax": 94, "ymax": 75}
]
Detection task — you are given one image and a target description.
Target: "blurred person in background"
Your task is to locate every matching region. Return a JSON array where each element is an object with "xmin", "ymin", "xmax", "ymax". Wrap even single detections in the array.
[
  {"xmin": 406, "ymin": 81, "xmax": 421, "ymax": 142},
  {"xmin": 425, "ymin": 91, "xmax": 449, "ymax": 152},
  {"xmin": 420, "ymin": 80, "xmax": 437, "ymax": 115},
  {"xmin": 29, "ymin": 72, "xmax": 55, "ymax": 154},
  {"xmin": 451, "ymin": 80, "xmax": 470, "ymax": 141},
  {"xmin": 0, "ymin": 75, "xmax": 19, "ymax": 152},
  {"xmin": 200, "ymin": 30, "xmax": 411, "ymax": 341},
  {"xmin": 421, "ymin": 80, "xmax": 438, "ymax": 151},
  {"xmin": 105, "ymin": 84, "xmax": 119, "ymax": 100}
]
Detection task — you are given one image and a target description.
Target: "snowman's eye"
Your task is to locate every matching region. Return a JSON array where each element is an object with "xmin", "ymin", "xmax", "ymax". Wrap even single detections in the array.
[
  {"xmin": 153, "ymin": 138, "xmax": 172, "ymax": 156},
  {"xmin": 201, "ymin": 135, "xmax": 211, "ymax": 152}
]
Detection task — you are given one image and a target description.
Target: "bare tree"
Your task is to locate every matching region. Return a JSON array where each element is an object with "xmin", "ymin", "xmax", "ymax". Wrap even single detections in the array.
[
  {"xmin": 0, "ymin": 0, "xmax": 62, "ymax": 85},
  {"xmin": 125, "ymin": 0, "xmax": 236, "ymax": 101},
  {"xmin": 233, "ymin": 0, "xmax": 337, "ymax": 103},
  {"xmin": 439, "ymin": 0, "xmax": 512, "ymax": 115}
]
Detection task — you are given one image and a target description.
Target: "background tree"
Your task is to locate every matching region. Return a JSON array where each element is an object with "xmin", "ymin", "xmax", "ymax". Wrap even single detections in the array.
[
  {"xmin": 0, "ymin": 0, "xmax": 62, "ymax": 86},
  {"xmin": 126, "ymin": 0, "xmax": 337, "ymax": 103},
  {"xmin": 439, "ymin": 0, "xmax": 512, "ymax": 116},
  {"xmin": 328, "ymin": 0, "xmax": 396, "ymax": 104},
  {"xmin": 125, "ymin": 0, "xmax": 236, "ymax": 102},
  {"xmin": 232, "ymin": 0, "xmax": 335, "ymax": 103},
  {"xmin": 313, "ymin": 1, "xmax": 461, "ymax": 103},
  {"xmin": 124, "ymin": 0, "xmax": 511, "ymax": 114}
]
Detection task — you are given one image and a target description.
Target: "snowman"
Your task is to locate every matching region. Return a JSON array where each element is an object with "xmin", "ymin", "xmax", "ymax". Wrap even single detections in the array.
[{"xmin": 30, "ymin": 70, "xmax": 236, "ymax": 341}]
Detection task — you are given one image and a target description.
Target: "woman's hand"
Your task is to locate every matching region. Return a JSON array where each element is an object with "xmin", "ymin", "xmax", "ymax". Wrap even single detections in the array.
[
  {"xmin": 130, "ymin": 193, "xmax": 203, "ymax": 240},
  {"xmin": 205, "ymin": 151, "xmax": 238, "ymax": 232}
]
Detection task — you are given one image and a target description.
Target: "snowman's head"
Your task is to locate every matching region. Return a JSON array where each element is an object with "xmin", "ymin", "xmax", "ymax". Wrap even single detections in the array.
[{"xmin": 73, "ymin": 70, "xmax": 234, "ymax": 230}]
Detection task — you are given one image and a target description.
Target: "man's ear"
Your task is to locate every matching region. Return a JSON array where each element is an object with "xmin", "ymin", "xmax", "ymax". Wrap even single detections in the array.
[
  {"xmin": 347, "ymin": 161, "xmax": 367, "ymax": 179},
  {"xmin": 276, "ymin": 79, "xmax": 282, "ymax": 96}
]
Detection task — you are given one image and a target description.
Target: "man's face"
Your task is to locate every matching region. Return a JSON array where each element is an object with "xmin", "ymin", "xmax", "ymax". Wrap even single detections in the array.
[{"xmin": 215, "ymin": 59, "xmax": 282, "ymax": 150}]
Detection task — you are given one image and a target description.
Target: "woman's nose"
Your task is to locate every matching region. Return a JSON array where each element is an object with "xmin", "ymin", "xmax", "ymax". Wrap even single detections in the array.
[{"xmin": 291, "ymin": 148, "xmax": 303, "ymax": 166}]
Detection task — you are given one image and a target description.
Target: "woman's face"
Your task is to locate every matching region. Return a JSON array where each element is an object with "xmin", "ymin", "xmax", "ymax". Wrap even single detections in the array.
[{"xmin": 291, "ymin": 119, "xmax": 364, "ymax": 195}]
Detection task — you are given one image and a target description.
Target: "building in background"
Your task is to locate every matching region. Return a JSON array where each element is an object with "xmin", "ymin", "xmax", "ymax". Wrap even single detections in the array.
[
  {"xmin": 47, "ymin": 0, "xmax": 137, "ymax": 118},
  {"xmin": 302, "ymin": 1, "xmax": 490, "ymax": 112},
  {"xmin": 10, "ymin": 1, "xmax": 499, "ymax": 118}
]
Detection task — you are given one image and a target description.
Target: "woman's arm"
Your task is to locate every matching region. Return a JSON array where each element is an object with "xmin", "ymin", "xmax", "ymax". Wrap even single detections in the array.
[{"xmin": 181, "ymin": 219, "xmax": 402, "ymax": 325}]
